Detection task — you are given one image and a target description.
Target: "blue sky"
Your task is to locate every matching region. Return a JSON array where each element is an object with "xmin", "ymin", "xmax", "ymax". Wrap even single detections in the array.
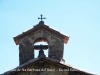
[{"xmin": 0, "ymin": 0, "xmax": 100, "ymax": 74}]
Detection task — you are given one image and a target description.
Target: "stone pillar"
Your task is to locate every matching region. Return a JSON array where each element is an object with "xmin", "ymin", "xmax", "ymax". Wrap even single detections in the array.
[
  {"xmin": 19, "ymin": 38, "xmax": 34, "ymax": 65},
  {"xmin": 49, "ymin": 40, "xmax": 64, "ymax": 61}
]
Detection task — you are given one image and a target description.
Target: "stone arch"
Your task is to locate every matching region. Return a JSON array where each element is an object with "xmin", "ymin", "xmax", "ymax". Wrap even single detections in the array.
[
  {"xmin": 33, "ymin": 37, "xmax": 49, "ymax": 58},
  {"xmin": 34, "ymin": 37, "xmax": 49, "ymax": 45},
  {"xmin": 31, "ymin": 30, "xmax": 64, "ymax": 60},
  {"xmin": 19, "ymin": 28, "xmax": 64, "ymax": 65}
]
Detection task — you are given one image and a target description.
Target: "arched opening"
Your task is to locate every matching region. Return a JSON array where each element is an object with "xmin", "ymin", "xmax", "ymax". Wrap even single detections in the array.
[{"xmin": 34, "ymin": 38, "xmax": 49, "ymax": 58}]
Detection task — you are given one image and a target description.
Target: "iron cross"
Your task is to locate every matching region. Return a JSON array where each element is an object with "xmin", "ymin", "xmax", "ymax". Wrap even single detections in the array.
[{"xmin": 38, "ymin": 14, "xmax": 46, "ymax": 21}]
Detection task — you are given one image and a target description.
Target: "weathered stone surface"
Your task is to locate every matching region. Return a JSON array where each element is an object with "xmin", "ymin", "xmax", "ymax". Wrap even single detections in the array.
[
  {"xmin": 3, "ymin": 58, "xmax": 92, "ymax": 75},
  {"xmin": 19, "ymin": 27, "xmax": 64, "ymax": 65},
  {"xmin": 19, "ymin": 38, "xmax": 34, "ymax": 65}
]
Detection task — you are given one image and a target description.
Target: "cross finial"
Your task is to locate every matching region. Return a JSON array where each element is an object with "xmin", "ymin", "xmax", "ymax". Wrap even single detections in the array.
[{"xmin": 38, "ymin": 14, "xmax": 46, "ymax": 21}]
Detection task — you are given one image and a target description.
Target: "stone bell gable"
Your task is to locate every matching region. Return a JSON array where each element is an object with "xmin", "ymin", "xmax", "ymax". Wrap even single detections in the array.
[
  {"xmin": 13, "ymin": 21, "xmax": 69, "ymax": 65},
  {"xmin": 2, "ymin": 15, "xmax": 95, "ymax": 75}
]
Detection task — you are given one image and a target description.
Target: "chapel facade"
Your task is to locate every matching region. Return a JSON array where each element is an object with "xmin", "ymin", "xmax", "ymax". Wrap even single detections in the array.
[{"xmin": 2, "ymin": 14, "xmax": 94, "ymax": 75}]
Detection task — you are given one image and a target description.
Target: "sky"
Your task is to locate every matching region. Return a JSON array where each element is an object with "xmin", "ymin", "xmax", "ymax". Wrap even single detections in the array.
[{"xmin": 0, "ymin": 0, "xmax": 100, "ymax": 74}]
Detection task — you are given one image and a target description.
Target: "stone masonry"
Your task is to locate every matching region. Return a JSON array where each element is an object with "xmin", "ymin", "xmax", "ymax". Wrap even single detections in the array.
[{"xmin": 19, "ymin": 24, "xmax": 64, "ymax": 65}]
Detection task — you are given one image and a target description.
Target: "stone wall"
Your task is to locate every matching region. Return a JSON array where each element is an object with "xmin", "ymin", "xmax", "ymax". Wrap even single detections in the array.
[
  {"xmin": 4, "ymin": 58, "xmax": 90, "ymax": 75},
  {"xmin": 19, "ymin": 27, "xmax": 64, "ymax": 65}
]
